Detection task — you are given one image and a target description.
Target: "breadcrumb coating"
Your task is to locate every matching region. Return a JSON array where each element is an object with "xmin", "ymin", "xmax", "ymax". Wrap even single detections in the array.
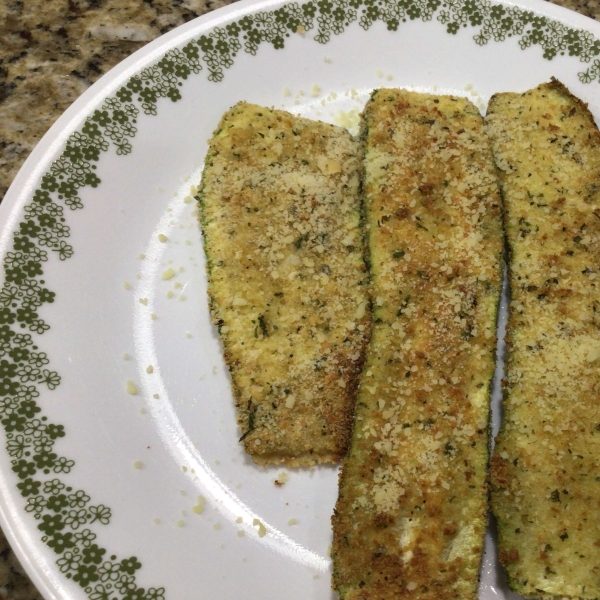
[
  {"xmin": 487, "ymin": 78, "xmax": 600, "ymax": 599},
  {"xmin": 198, "ymin": 102, "xmax": 370, "ymax": 466},
  {"xmin": 332, "ymin": 89, "xmax": 503, "ymax": 599}
]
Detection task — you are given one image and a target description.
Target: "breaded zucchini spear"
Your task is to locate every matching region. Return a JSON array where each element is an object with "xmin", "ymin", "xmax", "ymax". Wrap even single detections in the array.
[
  {"xmin": 197, "ymin": 102, "xmax": 370, "ymax": 466},
  {"xmin": 487, "ymin": 78, "xmax": 600, "ymax": 599},
  {"xmin": 331, "ymin": 89, "xmax": 503, "ymax": 599}
]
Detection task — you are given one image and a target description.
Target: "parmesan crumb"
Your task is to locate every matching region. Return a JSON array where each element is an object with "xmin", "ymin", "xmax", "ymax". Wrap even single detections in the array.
[
  {"xmin": 125, "ymin": 380, "xmax": 138, "ymax": 395},
  {"xmin": 333, "ymin": 109, "xmax": 360, "ymax": 134},
  {"xmin": 123, "ymin": 281, "xmax": 131, "ymax": 290},
  {"xmin": 586, "ymin": 346, "xmax": 600, "ymax": 362},
  {"xmin": 162, "ymin": 268, "xmax": 176, "ymax": 280},
  {"xmin": 146, "ymin": 365, "xmax": 154, "ymax": 374},
  {"xmin": 176, "ymin": 520, "xmax": 185, "ymax": 527},
  {"xmin": 253, "ymin": 518, "xmax": 267, "ymax": 538},
  {"xmin": 288, "ymin": 518, "xmax": 298, "ymax": 525},
  {"xmin": 192, "ymin": 496, "xmax": 206, "ymax": 514},
  {"xmin": 158, "ymin": 234, "xmax": 168, "ymax": 242},
  {"xmin": 273, "ymin": 472, "xmax": 289, "ymax": 486},
  {"xmin": 133, "ymin": 461, "xmax": 143, "ymax": 469},
  {"xmin": 138, "ymin": 297, "xmax": 148, "ymax": 306}
]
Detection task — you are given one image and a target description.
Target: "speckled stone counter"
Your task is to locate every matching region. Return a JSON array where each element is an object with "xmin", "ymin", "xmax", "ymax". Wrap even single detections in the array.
[{"xmin": 0, "ymin": 0, "xmax": 598, "ymax": 597}]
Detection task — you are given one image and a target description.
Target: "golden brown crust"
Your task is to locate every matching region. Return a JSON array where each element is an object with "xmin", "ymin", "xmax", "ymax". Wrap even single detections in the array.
[
  {"xmin": 331, "ymin": 89, "xmax": 503, "ymax": 599},
  {"xmin": 487, "ymin": 79, "xmax": 600, "ymax": 599},
  {"xmin": 198, "ymin": 102, "xmax": 371, "ymax": 467}
]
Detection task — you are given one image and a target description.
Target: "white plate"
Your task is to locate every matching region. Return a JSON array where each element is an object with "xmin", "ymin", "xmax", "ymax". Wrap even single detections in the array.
[{"xmin": 2, "ymin": 0, "xmax": 600, "ymax": 597}]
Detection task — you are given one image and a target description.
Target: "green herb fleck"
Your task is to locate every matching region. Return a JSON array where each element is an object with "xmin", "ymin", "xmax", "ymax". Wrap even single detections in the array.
[
  {"xmin": 294, "ymin": 233, "xmax": 309, "ymax": 249},
  {"xmin": 258, "ymin": 315, "xmax": 268, "ymax": 337}
]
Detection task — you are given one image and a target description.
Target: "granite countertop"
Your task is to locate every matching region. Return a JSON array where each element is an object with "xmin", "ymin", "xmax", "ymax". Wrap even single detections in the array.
[{"xmin": 0, "ymin": 0, "xmax": 598, "ymax": 597}]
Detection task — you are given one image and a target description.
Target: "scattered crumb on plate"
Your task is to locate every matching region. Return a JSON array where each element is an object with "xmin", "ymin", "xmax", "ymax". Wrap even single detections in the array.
[
  {"xmin": 273, "ymin": 472, "xmax": 289, "ymax": 487},
  {"xmin": 192, "ymin": 496, "xmax": 206, "ymax": 514},
  {"xmin": 253, "ymin": 519, "xmax": 267, "ymax": 538}
]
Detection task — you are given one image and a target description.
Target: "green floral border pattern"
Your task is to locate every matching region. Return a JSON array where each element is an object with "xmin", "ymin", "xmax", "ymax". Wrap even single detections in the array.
[{"xmin": 3, "ymin": 0, "xmax": 600, "ymax": 598}]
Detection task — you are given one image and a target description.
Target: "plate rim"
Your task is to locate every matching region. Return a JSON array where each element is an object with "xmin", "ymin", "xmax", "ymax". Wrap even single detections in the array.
[{"xmin": 2, "ymin": 0, "xmax": 600, "ymax": 597}]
